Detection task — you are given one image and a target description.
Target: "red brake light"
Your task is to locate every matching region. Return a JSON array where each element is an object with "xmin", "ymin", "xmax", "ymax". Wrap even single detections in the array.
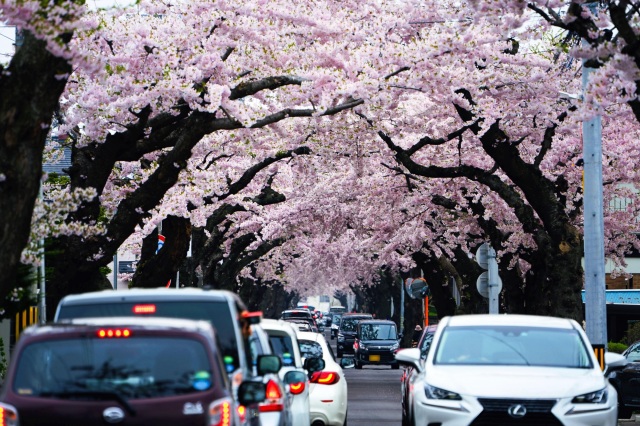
[
  {"xmin": 289, "ymin": 381, "xmax": 305, "ymax": 395},
  {"xmin": 133, "ymin": 304, "xmax": 156, "ymax": 314},
  {"xmin": 259, "ymin": 380, "xmax": 284, "ymax": 412},
  {"xmin": 97, "ymin": 329, "xmax": 131, "ymax": 338},
  {"xmin": 237, "ymin": 405, "xmax": 246, "ymax": 423},
  {"xmin": 209, "ymin": 397, "xmax": 232, "ymax": 426},
  {"xmin": 0, "ymin": 405, "xmax": 18, "ymax": 426},
  {"xmin": 310, "ymin": 371, "xmax": 340, "ymax": 385}
]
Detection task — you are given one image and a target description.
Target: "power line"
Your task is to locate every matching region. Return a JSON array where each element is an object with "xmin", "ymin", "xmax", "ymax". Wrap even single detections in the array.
[{"xmin": 0, "ymin": 32, "xmax": 14, "ymax": 42}]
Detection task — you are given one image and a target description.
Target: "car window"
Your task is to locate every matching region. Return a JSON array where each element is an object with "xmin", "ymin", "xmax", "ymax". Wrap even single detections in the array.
[
  {"xmin": 360, "ymin": 324, "xmax": 397, "ymax": 340},
  {"xmin": 419, "ymin": 331, "xmax": 435, "ymax": 359},
  {"xmin": 14, "ymin": 337, "xmax": 216, "ymax": 399},
  {"xmin": 434, "ymin": 326, "xmax": 593, "ymax": 368},
  {"xmin": 341, "ymin": 319, "xmax": 359, "ymax": 332},
  {"xmin": 298, "ymin": 340, "xmax": 323, "ymax": 359},
  {"xmin": 268, "ymin": 335, "xmax": 296, "ymax": 367},
  {"xmin": 56, "ymin": 300, "xmax": 240, "ymax": 373},
  {"xmin": 624, "ymin": 342, "xmax": 640, "ymax": 362}
]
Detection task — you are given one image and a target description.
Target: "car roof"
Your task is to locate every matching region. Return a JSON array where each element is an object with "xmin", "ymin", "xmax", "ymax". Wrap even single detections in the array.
[
  {"xmin": 24, "ymin": 316, "xmax": 215, "ymax": 337},
  {"xmin": 295, "ymin": 330, "xmax": 322, "ymax": 342},
  {"xmin": 341, "ymin": 313, "xmax": 372, "ymax": 318},
  {"xmin": 261, "ymin": 318, "xmax": 298, "ymax": 334},
  {"xmin": 444, "ymin": 314, "xmax": 575, "ymax": 329},
  {"xmin": 358, "ymin": 319, "xmax": 396, "ymax": 325},
  {"xmin": 57, "ymin": 287, "xmax": 243, "ymax": 305}
]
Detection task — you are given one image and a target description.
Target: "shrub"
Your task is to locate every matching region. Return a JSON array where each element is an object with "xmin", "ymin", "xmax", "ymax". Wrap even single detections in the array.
[
  {"xmin": 608, "ymin": 341, "xmax": 628, "ymax": 354},
  {"xmin": 626, "ymin": 321, "xmax": 640, "ymax": 345}
]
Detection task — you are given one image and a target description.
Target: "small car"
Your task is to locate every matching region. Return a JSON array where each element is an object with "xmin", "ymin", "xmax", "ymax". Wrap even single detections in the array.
[
  {"xmin": 396, "ymin": 314, "xmax": 620, "ymax": 426},
  {"xmin": 353, "ymin": 319, "xmax": 400, "ymax": 369},
  {"xmin": 297, "ymin": 330, "xmax": 348, "ymax": 426},
  {"xmin": 336, "ymin": 313, "xmax": 372, "ymax": 358},
  {"xmin": 53, "ymin": 287, "xmax": 264, "ymax": 425},
  {"xmin": 0, "ymin": 316, "xmax": 267, "ymax": 426}
]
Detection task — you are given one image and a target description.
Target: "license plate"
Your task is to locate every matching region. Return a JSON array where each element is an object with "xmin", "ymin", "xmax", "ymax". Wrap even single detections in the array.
[{"xmin": 369, "ymin": 354, "xmax": 380, "ymax": 362}]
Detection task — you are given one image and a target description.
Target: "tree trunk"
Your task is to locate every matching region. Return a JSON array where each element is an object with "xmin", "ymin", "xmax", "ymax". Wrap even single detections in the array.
[{"xmin": 0, "ymin": 31, "xmax": 71, "ymax": 309}]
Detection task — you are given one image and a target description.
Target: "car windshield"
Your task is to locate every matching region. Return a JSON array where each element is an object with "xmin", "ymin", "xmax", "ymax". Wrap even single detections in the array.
[
  {"xmin": 14, "ymin": 337, "xmax": 215, "ymax": 399},
  {"xmin": 56, "ymin": 301, "xmax": 240, "ymax": 373},
  {"xmin": 360, "ymin": 324, "xmax": 397, "ymax": 340},
  {"xmin": 281, "ymin": 311, "xmax": 311, "ymax": 320},
  {"xmin": 624, "ymin": 342, "xmax": 640, "ymax": 362},
  {"xmin": 434, "ymin": 325, "xmax": 593, "ymax": 368},
  {"xmin": 341, "ymin": 318, "xmax": 365, "ymax": 332}
]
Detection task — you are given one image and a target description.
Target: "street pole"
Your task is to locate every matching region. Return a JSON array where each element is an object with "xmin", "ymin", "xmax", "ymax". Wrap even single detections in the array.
[
  {"xmin": 487, "ymin": 246, "xmax": 499, "ymax": 314},
  {"xmin": 581, "ymin": 1, "xmax": 607, "ymax": 349}
]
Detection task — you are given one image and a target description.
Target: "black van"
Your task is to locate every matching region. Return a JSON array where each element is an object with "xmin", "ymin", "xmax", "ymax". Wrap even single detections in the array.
[
  {"xmin": 336, "ymin": 313, "xmax": 373, "ymax": 358},
  {"xmin": 353, "ymin": 319, "xmax": 400, "ymax": 369}
]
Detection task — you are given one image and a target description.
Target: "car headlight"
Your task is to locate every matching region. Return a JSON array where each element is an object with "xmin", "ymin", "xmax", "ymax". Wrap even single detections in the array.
[
  {"xmin": 572, "ymin": 388, "xmax": 608, "ymax": 404},
  {"xmin": 337, "ymin": 334, "xmax": 345, "ymax": 342},
  {"xmin": 424, "ymin": 384, "xmax": 462, "ymax": 400},
  {"xmin": 390, "ymin": 342, "xmax": 399, "ymax": 351}
]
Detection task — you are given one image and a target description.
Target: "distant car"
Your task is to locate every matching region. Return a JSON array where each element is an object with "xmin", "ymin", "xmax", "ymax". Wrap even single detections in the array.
[
  {"xmin": 401, "ymin": 324, "xmax": 437, "ymax": 426},
  {"xmin": 336, "ymin": 313, "xmax": 373, "ymax": 358},
  {"xmin": 353, "ymin": 319, "xmax": 400, "ymax": 369},
  {"xmin": 0, "ymin": 316, "xmax": 267, "ymax": 426},
  {"xmin": 297, "ymin": 331, "xmax": 348, "ymax": 426},
  {"xmin": 396, "ymin": 314, "xmax": 621, "ymax": 426},
  {"xmin": 282, "ymin": 318, "xmax": 318, "ymax": 333},
  {"xmin": 606, "ymin": 339, "xmax": 640, "ymax": 418}
]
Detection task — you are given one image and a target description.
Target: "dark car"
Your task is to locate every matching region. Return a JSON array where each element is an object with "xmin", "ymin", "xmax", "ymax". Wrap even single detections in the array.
[
  {"xmin": 607, "ymin": 339, "xmax": 640, "ymax": 418},
  {"xmin": 0, "ymin": 316, "xmax": 268, "ymax": 426},
  {"xmin": 336, "ymin": 313, "xmax": 372, "ymax": 358},
  {"xmin": 353, "ymin": 319, "xmax": 400, "ymax": 369},
  {"xmin": 53, "ymin": 287, "xmax": 264, "ymax": 425},
  {"xmin": 400, "ymin": 324, "xmax": 437, "ymax": 426}
]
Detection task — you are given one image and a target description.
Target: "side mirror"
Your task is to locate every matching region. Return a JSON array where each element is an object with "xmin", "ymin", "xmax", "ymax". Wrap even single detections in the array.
[
  {"xmin": 257, "ymin": 355, "xmax": 282, "ymax": 375},
  {"xmin": 395, "ymin": 348, "xmax": 422, "ymax": 372},
  {"xmin": 283, "ymin": 370, "xmax": 307, "ymax": 385},
  {"xmin": 340, "ymin": 357, "xmax": 355, "ymax": 369},
  {"xmin": 238, "ymin": 381, "xmax": 266, "ymax": 406},
  {"xmin": 304, "ymin": 357, "xmax": 326, "ymax": 375},
  {"xmin": 604, "ymin": 352, "xmax": 628, "ymax": 376},
  {"xmin": 398, "ymin": 332, "xmax": 404, "ymax": 339}
]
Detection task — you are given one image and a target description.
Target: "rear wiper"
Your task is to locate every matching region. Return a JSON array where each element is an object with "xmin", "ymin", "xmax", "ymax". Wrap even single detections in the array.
[{"xmin": 40, "ymin": 390, "xmax": 136, "ymax": 416}]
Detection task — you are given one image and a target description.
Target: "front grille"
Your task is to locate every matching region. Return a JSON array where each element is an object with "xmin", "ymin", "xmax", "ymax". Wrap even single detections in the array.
[{"xmin": 470, "ymin": 398, "xmax": 562, "ymax": 426}]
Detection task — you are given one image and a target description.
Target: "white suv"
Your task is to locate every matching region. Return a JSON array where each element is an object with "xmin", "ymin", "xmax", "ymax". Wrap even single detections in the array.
[{"xmin": 261, "ymin": 319, "xmax": 324, "ymax": 426}]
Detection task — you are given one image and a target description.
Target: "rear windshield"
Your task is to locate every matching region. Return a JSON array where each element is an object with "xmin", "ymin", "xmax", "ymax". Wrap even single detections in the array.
[
  {"xmin": 281, "ymin": 311, "xmax": 311, "ymax": 319},
  {"xmin": 268, "ymin": 335, "xmax": 296, "ymax": 367},
  {"xmin": 299, "ymin": 340, "xmax": 323, "ymax": 359},
  {"xmin": 14, "ymin": 337, "xmax": 217, "ymax": 399},
  {"xmin": 340, "ymin": 316, "xmax": 370, "ymax": 332},
  {"xmin": 360, "ymin": 323, "xmax": 397, "ymax": 340},
  {"xmin": 56, "ymin": 301, "xmax": 240, "ymax": 372}
]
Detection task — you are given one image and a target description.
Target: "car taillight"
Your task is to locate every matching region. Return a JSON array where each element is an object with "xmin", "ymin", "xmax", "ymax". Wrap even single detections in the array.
[
  {"xmin": 0, "ymin": 403, "xmax": 19, "ymax": 426},
  {"xmin": 237, "ymin": 405, "xmax": 246, "ymax": 423},
  {"xmin": 353, "ymin": 341, "xmax": 359, "ymax": 350},
  {"xmin": 289, "ymin": 381, "xmax": 306, "ymax": 395},
  {"xmin": 310, "ymin": 371, "xmax": 340, "ymax": 385},
  {"xmin": 97, "ymin": 328, "xmax": 131, "ymax": 338},
  {"xmin": 208, "ymin": 397, "xmax": 233, "ymax": 426},
  {"xmin": 259, "ymin": 380, "xmax": 284, "ymax": 412}
]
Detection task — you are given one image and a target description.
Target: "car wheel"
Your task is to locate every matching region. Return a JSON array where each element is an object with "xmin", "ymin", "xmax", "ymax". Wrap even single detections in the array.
[
  {"xmin": 355, "ymin": 359, "xmax": 362, "ymax": 369},
  {"xmin": 337, "ymin": 350, "xmax": 343, "ymax": 358},
  {"xmin": 392, "ymin": 363, "xmax": 400, "ymax": 370},
  {"xmin": 401, "ymin": 408, "xmax": 410, "ymax": 426},
  {"xmin": 619, "ymin": 398, "xmax": 634, "ymax": 419}
]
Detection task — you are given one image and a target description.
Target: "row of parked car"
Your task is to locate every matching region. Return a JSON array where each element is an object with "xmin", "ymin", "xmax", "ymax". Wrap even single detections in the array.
[{"xmin": 0, "ymin": 287, "xmax": 349, "ymax": 426}]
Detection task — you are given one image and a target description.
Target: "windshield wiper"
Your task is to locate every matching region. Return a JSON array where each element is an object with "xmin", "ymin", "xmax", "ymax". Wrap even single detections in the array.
[{"xmin": 40, "ymin": 390, "xmax": 136, "ymax": 416}]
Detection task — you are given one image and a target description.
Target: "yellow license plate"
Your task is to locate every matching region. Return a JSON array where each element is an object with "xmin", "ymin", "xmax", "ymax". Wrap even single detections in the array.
[{"xmin": 369, "ymin": 354, "xmax": 380, "ymax": 362}]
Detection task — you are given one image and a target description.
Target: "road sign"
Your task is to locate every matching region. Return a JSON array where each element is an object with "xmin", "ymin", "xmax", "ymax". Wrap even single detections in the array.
[
  {"xmin": 157, "ymin": 234, "xmax": 165, "ymax": 254},
  {"xmin": 405, "ymin": 278, "xmax": 429, "ymax": 299},
  {"xmin": 476, "ymin": 271, "xmax": 503, "ymax": 299},
  {"xmin": 475, "ymin": 242, "xmax": 489, "ymax": 269}
]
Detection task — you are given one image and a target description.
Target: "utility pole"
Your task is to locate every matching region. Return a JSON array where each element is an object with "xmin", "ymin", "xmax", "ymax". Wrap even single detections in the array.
[{"xmin": 582, "ymin": 1, "xmax": 607, "ymax": 348}]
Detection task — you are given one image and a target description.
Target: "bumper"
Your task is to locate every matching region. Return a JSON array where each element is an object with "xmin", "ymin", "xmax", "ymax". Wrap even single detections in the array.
[
  {"xmin": 412, "ymin": 393, "xmax": 618, "ymax": 426},
  {"xmin": 337, "ymin": 341, "xmax": 355, "ymax": 353},
  {"xmin": 355, "ymin": 351, "xmax": 398, "ymax": 366}
]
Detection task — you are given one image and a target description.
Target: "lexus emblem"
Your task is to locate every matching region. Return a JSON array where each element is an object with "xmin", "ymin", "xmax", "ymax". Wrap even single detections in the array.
[
  {"xmin": 507, "ymin": 404, "xmax": 527, "ymax": 418},
  {"xmin": 103, "ymin": 407, "xmax": 125, "ymax": 423}
]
